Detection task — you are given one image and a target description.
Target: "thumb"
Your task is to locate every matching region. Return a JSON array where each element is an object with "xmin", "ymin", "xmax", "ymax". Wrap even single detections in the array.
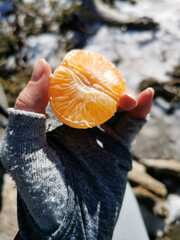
[{"xmin": 15, "ymin": 59, "xmax": 52, "ymax": 114}]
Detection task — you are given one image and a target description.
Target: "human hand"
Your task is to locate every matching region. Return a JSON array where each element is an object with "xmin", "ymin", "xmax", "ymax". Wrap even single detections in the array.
[{"xmin": 15, "ymin": 59, "xmax": 153, "ymax": 120}]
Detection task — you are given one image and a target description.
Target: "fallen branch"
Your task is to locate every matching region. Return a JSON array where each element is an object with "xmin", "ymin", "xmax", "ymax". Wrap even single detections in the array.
[
  {"xmin": 128, "ymin": 161, "xmax": 167, "ymax": 197},
  {"xmin": 133, "ymin": 186, "xmax": 168, "ymax": 218},
  {"xmin": 140, "ymin": 158, "xmax": 180, "ymax": 178},
  {"xmin": 80, "ymin": 0, "xmax": 159, "ymax": 30}
]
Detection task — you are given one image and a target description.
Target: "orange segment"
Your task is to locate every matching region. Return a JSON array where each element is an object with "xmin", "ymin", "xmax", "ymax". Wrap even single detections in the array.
[
  {"xmin": 62, "ymin": 50, "xmax": 125, "ymax": 98},
  {"xmin": 49, "ymin": 50, "xmax": 126, "ymax": 129}
]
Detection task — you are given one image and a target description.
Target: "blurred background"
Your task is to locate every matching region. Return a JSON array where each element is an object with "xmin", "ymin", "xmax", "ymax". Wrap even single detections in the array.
[{"xmin": 0, "ymin": 0, "xmax": 180, "ymax": 239}]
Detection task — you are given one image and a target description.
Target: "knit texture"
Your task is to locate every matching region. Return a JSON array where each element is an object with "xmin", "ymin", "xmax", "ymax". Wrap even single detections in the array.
[{"xmin": 0, "ymin": 109, "xmax": 146, "ymax": 240}]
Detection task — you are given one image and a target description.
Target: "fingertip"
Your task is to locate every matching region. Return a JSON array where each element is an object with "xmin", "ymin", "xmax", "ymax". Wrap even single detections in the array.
[
  {"xmin": 129, "ymin": 87, "xmax": 154, "ymax": 120},
  {"xmin": 147, "ymin": 87, "xmax": 154, "ymax": 96},
  {"xmin": 31, "ymin": 59, "xmax": 45, "ymax": 82},
  {"xmin": 138, "ymin": 86, "xmax": 154, "ymax": 100},
  {"xmin": 118, "ymin": 89, "xmax": 138, "ymax": 111},
  {"xmin": 139, "ymin": 87, "xmax": 154, "ymax": 107},
  {"xmin": 31, "ymin": 58, "xmax": 52, "ymax": 82},
  {"xmin": 44, "ymin": 59, "xmax": 52, "ymax": 76}
]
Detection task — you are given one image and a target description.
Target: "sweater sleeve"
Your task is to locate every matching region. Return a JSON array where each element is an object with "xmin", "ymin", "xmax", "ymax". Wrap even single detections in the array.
[
  {"xmin": 0, "ymin": 109, "xmax": 68, "ymax": 235},
  {"xmin": 114, "ymin": 113, "xmax": 147, "ymax": 149},
  {"xmin": 101, "ymin": 112, "xmax": 146, "ymax": 150},
  {"xmin": 0, "ymin": 108, "xmax": 146, "ymax": 240}
]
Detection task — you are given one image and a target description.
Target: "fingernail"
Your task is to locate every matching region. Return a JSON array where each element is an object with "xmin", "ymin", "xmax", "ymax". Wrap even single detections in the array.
[
  {"xmin": 125, "ymin": 92, "xmax": 138, "ymax": 104},
  {"xmin": 147, "ymin": 87, "xmax": 155, "ymax": 96},
  {"xmin": 31, "ymin": 58, "xmax": 46, "ymax": 81}
]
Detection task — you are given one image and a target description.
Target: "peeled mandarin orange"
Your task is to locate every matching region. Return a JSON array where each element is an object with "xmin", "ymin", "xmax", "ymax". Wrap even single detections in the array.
[{"xmin": 49, "ymin": 49, "xmax": 126, "ymax": 129}]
